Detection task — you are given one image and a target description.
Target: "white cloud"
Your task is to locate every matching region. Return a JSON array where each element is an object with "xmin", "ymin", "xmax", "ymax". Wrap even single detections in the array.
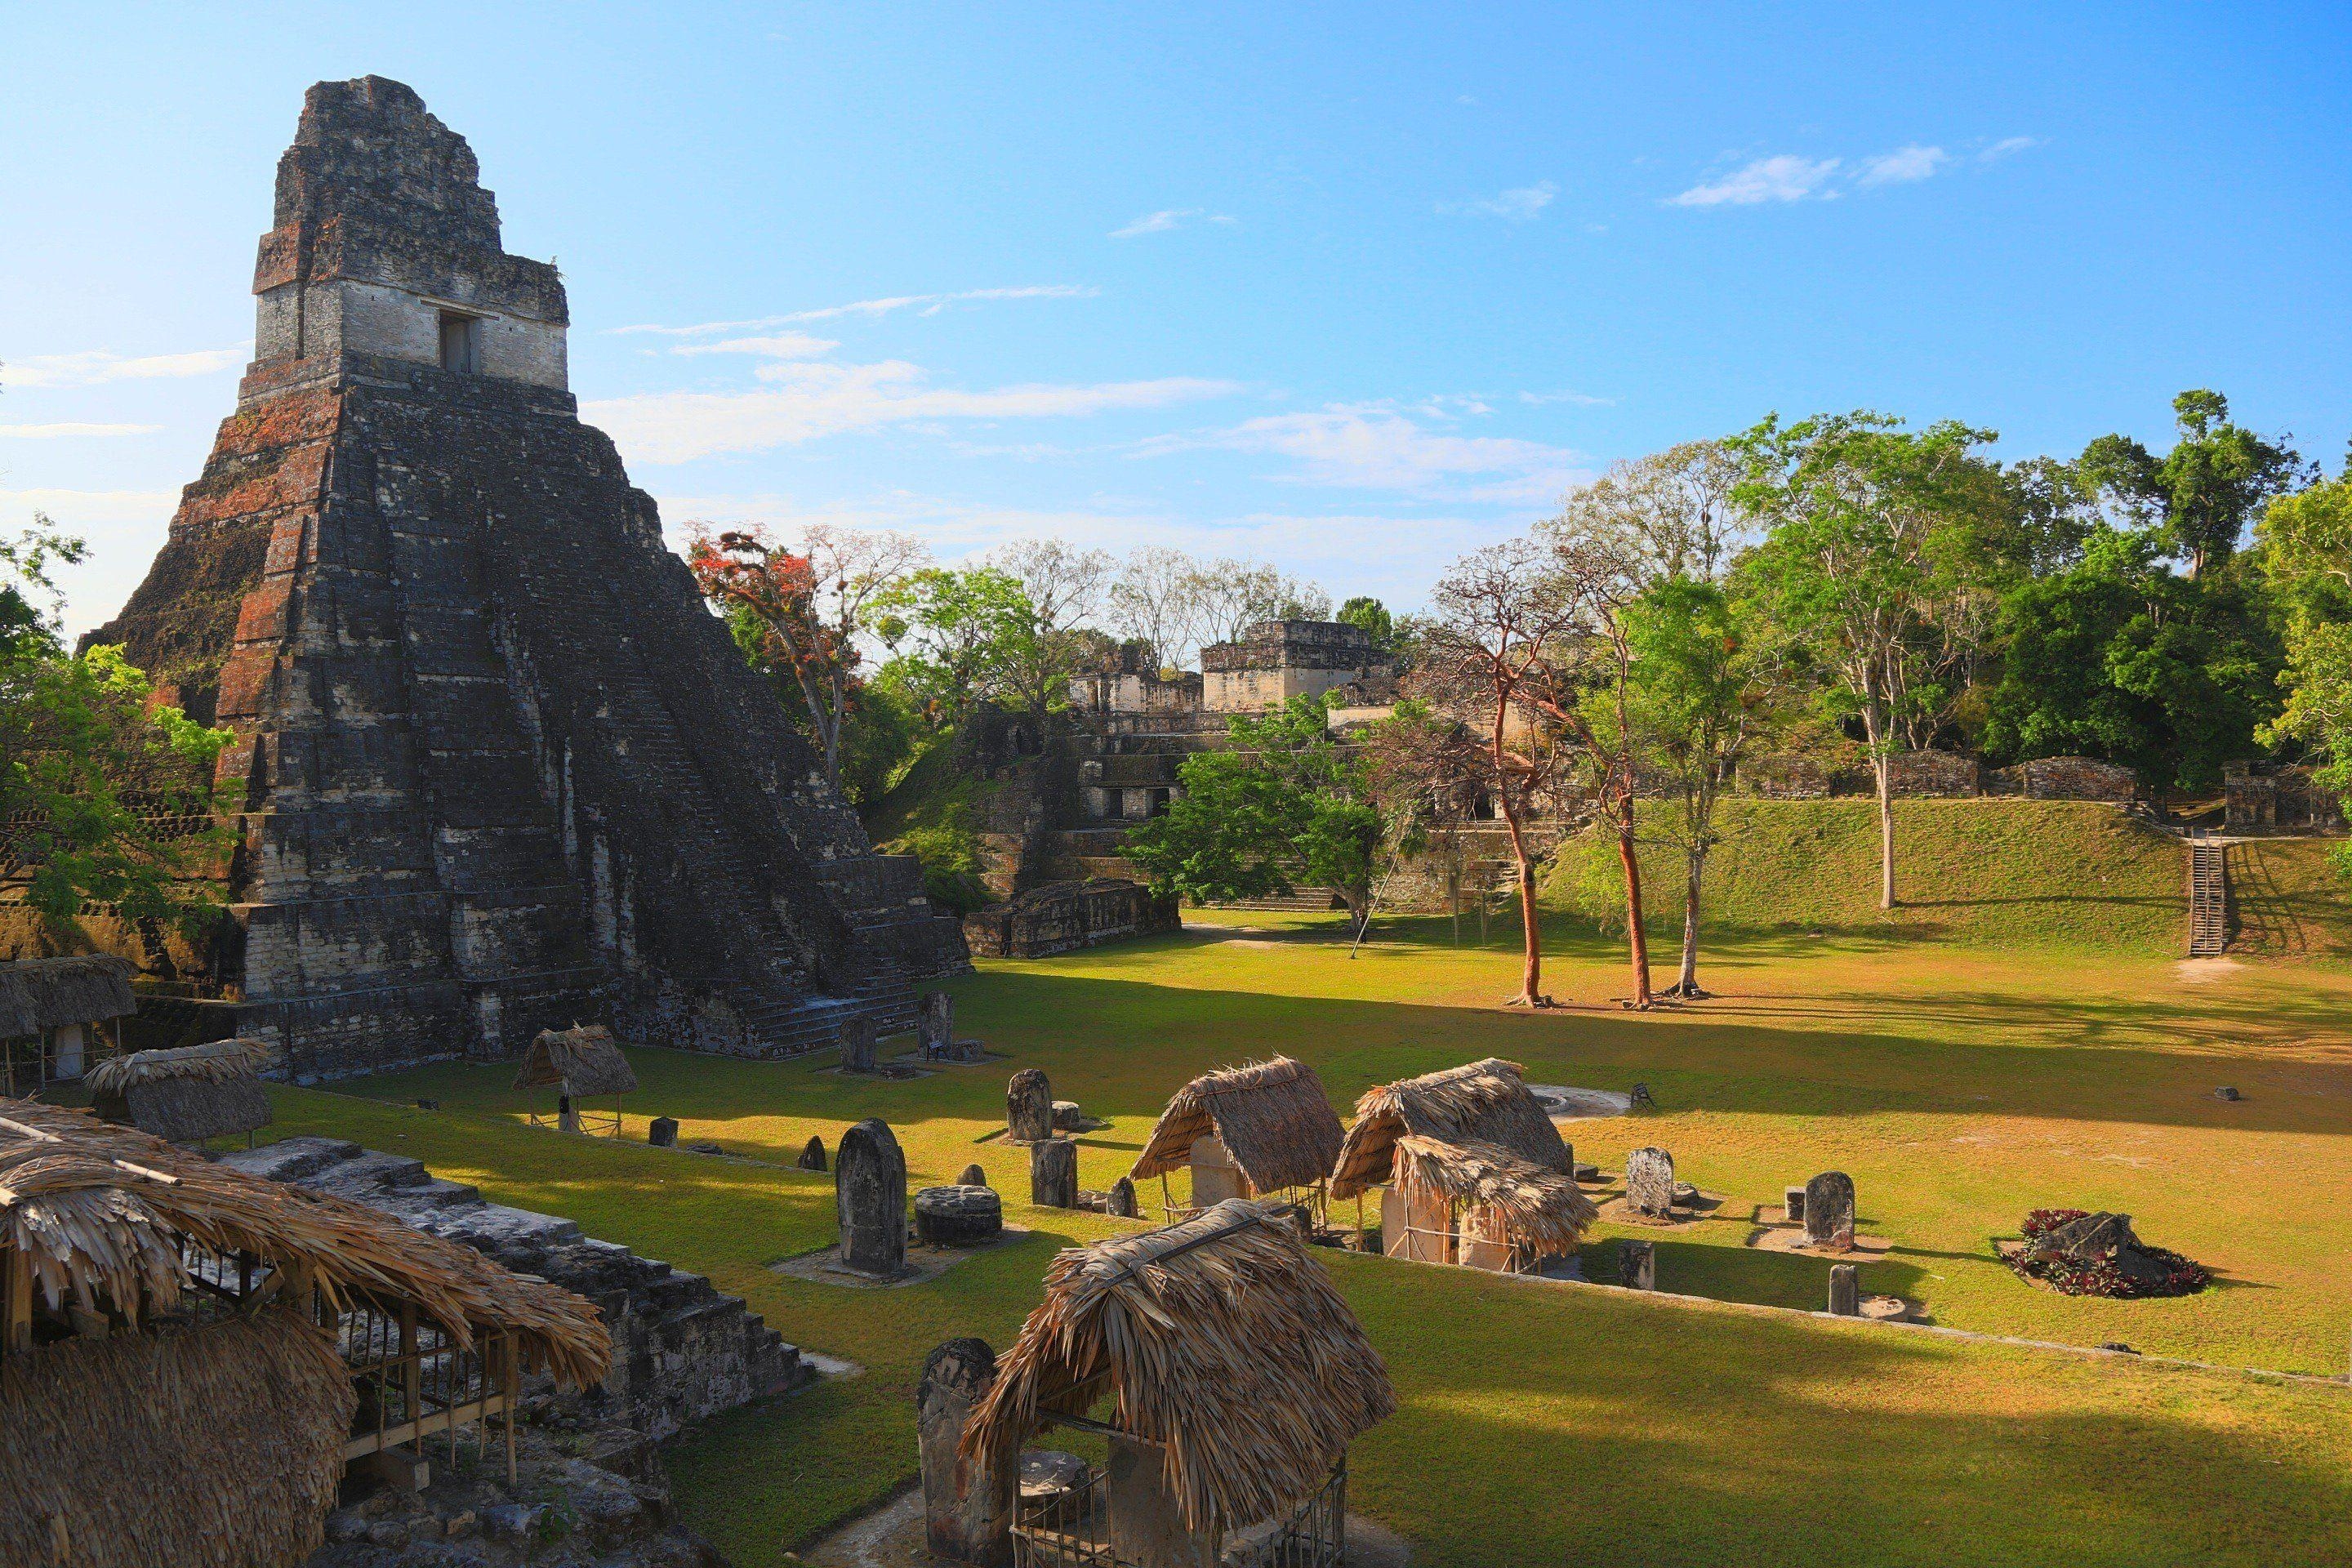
[
  {"xmin": 1110, "ymin": 209, "xmax": 1236, "ymax": 239},
  {"xmin": 4, "ymin": 346, "xmax": 247, "ymax": 388},
  {"xmin": 586, "ymin": 363, "xmax": 1243, "ymax": 464},
  {"xmin": 1981, "ymin": 136, "xmax": 2040, "ymax": 161},
  {"xmin": 1518, "ymin": 390, "xmax": 1613, "ymax": 408},
  {"xmin": 0, "ymin": 487, "xmax": 179, "ymax": 523},
  {"xmin": 1670, "ymin": 155, "xmax": 1842, "ymax": 207},
  {"xmin": 1446, "ymin": 181, "xmax": 1557, "ymax": 220},
  {"xmin": 611, "ymin": 286, "xmax": 1098, "ymax": 337},
  {"xmin": 1857, "ymin": 144, "xmax": 1949, "ymax": 188},
  {"xmin": 670, "ymin": 332, "xmax": 839, "ymax": 359},
  {"xmin": 0, "ymin": 422, "xmax": 163, "ymax": 439},
  {"xmin": 1138, "ymin": 404, "xmax": 1588, "ymax": 504}
]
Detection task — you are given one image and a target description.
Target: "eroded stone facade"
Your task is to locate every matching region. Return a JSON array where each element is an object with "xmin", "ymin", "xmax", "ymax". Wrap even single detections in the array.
[{"xmin": 74, "ymin": 78, "xmax": 964, "ymax": 1076}]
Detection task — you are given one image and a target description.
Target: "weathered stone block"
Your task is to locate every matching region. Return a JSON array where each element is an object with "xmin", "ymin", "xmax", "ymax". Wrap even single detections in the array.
[
  {"xmin": 1006, "ymin": 1068, "xmax": 1054, "ymax": 1143},
  {"xmin": 1803, "ymin": 1171, "xmax": 1856, "ymax": 1250},
  {"xmin": 1828, "ymin": 1263, "xmax": 1860, "ymax": 1316},
  {"xmin": 915, "ymin": 1186, "xmax": 1004, "ymax": 1249},
  {"xmin": 1624, "ymin": 1147, "xmax": 1675, "ymax": 1218},
  {"xmin": 647, "ymin": 1117, "xmax": 677, "ymax": 1148},
  {"xmin": 1030, "ymin": 1138, "xmax": 1080, "ymax": 1209},
  {"xmin": 836, "ymin": 1119, "xmax": 906, "ymax": 1278},
  {"xmin": 797, "ymin": 1135, "xmax": 827, "ymax": 1172},
  {"xmin": 1619, "ymin": 1239, "xmax": 1656, "ymax": 1290}
]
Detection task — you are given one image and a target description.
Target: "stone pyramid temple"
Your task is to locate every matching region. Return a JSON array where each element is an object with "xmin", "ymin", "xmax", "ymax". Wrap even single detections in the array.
[{"xmin": 84, "ymin": 77, "xmax": 967, "ymax": 1079}]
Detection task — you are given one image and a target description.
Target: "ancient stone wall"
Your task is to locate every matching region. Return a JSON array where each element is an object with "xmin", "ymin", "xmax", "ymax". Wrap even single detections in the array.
[
  {"xmin": 2225, "ymin": 762, "xmax": 2347, "ymax": 832},
  {"xmin": 1983, "ymin": 755, "xmax": 2142, "ymax": 803},
  {"xmin": 961, "ymin": 880, "xmax": 1181, "ymax": 958},
  {"xmin": 64, "ymin": 78, "xmax": 964, "ymax": 1077}
]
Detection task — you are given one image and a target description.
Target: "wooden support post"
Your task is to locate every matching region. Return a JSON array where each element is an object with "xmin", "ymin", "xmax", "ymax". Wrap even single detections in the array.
[
  {"xmin": 502, "ymin": 1335, "xmax": 519, "ymax": 1486},
  {"xmin": 4, "ymin": 1248, "xmax": 33, "ymax": 1355},
  {"xmin": 400, "ymin": 1303, "xmax": 421, "ymax": 1431}
]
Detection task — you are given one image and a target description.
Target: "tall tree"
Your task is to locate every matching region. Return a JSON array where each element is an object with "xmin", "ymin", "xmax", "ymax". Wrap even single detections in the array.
[
  {"xmin": 2257, "ymin": 474, "xmax": 2352, "ymax": 859},
  {"xmin": 1335, "ymin": 595, "xmax": 1394, "ymax": 650},
  {"xmin": 1182, "ymin": 559, "xmax": 1331, "ymax": 650},
  {"xmin": 1123, "ymin": 694, "xmax": 1393, "ymax": 938},
  {"xmin": 1107, "ymin": 546, "xmax": 1200, "ymax": 672},
  {"xmin": 1730, "ymin": 412, "xmax": 2006, "ymax": 910},
  {"xmin": 2079, "ymin": 390, "xmax": 2304, "ymax": 579},
  {"xmin": 0, "ymin": 522, "xmax": 233, "ymax": 933},
  {"xmin": 685, "ymin": 524, "xmax": 928, "ymax": 791},
  {"xmin": 1414, "ymin": 539, "xmax": 1582, "ymax": 1006}
]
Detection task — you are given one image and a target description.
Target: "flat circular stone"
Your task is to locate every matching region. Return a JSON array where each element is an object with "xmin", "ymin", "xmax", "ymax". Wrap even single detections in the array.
[
  {"xmin": 1572, "ymin": 1162, "xmax": 1600, "ymax": 1183},
  {"xmin": 915, "ymin": 1184, "xmax": 1003, "ymax": 1248},
  {"xmin": 1671, "ymin": 1182, "xmax": 1699, "ymax": 1206},
  {"xmin": 1051, "ymin": 1100, "xmax": 1089, "ymax": 1131},
  {"xmin": 1021, "ymin": 1450, "xmax": 1089, "ymax": 1503}
]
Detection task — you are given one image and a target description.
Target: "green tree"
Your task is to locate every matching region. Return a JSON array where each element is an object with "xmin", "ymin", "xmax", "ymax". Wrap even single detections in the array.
[
  {"xmin": 1122, "ymin": 695, "xmax": 1391, "ymax": 937},
  {"xmin": 1621, "ymin": 578, "xmax": 1790, "ymax": 995},
  {"xmin": 1335, "ymin": 595, "xmax": 1393, "ymax": 650},
  {"xmin": 1730, "ymin": 412, "xmax": 2007, "ymax": 910},
  {"xmin": 2078, "ymin": 390, "xmax": 2304, "ymax": 579},
  {"xmin": 0, "ymin": 522, "xmax": 233, "ymax": 930},
  {"xmin": 2257, "ymin": 474, "xmax": 2352, "ymax": 862}
]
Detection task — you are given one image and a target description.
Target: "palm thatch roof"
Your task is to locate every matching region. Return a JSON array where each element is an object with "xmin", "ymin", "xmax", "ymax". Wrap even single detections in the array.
[
  {"xmin": 962, "ymin": 1197, "xmax": 1395, "ymax": 1535},
  {"xmin": 0, "ymin": 955, "xmax": 136, "ymax": 1039},
  {"xmin": 513, "ymin": 1024, "xmax": 636, "ymax": 1097},
  {"xmin": 1392, "ymin": 1134, "xmax": 1596, "ymax": 1255},
  {"xmin": 1127, "ymin": 1056, "xmax": 1345, "ymax": 1192},
  {"xmin": 0, "ymin": 1307, "xmax": 354, "ymax": 1568},
  {"xmin": 1329, "ymin": 1058, "xmax": 1570, "ymax": 1200},
  {"xmin": 84, "ymin": 1037, "xmax": 272, "ymax": 1094},
  {"xmin": 0, "ymin": 1099, "xmax": 609, "ymax": 1388}
]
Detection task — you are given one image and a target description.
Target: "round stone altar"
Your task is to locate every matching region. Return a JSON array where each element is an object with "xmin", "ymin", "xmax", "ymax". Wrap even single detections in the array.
[{"xmin": 915, "ymin": 1184, "xmax": 1004, "ymax": 1248}]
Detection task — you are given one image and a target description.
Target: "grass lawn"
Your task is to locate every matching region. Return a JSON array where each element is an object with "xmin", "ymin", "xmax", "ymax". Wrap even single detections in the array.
[{"xmin": 261, "ymin": 880, "xmax": 2352, "ymax": 1566}]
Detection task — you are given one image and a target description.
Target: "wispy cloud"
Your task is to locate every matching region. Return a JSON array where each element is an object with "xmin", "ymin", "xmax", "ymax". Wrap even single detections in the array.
[
  {"xmin": 1518, "ymin": 390, "xmax": 1613, "ymax": 408},
  {"xmin": 0, "ymin": 486, "xmax": 178, "ymax": 522},
  {"xmin": 4, "ymin": 347, "xmax": 247, "ymax": 388},
  {"xmin": 1670, "ymin": 155, "xmax": 1842, "ymax": 207},
  {"xmin": 1136, "ymin": 403, "xmax": 1588, "ymax": 504},
  {"xmin": 611, "ymin": 286, "xmax": 1097, "ymax": 337},
  {"xmin": 586, "ymin": 363, "xmax": 1242, "ymax": 465},
  {"xmin": 670, "ymin": 332, "xmax": 840, "ymax": 359},
  {"xmin": 1856, "ymin": 144, "xmax": 1949, "ymax": 188},
  {"xmin": 1672, "ymin": 137, "xmax": 2030, "ymax": 207},
  {"xmin": 1110, "ymin": 209, "xmax": 1236, "ymax": 239},
  {"xmin": 0, "ymin": 421, "xmax": 163, "ymax": 439},
  {"xmin": 1444, "ymin": 181, "xmax": 1557, "ymax": 220}
]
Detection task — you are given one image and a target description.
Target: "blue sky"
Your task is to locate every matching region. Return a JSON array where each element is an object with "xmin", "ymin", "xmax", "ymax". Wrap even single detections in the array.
[{"xmin": 5, "ymin": 2, "xmax": 2349, "ymax": 638}]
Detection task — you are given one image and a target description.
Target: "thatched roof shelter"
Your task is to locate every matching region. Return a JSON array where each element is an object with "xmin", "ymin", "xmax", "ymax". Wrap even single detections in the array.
[
  {"xmin": 0, "ymin": 1098, "xmax": 610, "ymax": 1388},
  {"xmin": 1392, "ymin": 1134, "xmax": 1596, "ymax": 1255},
  {"xmin": 514, "ymin": 1024, "xmax": 636, "ymax": 1097},
  {"xmin": 0, "ymin": 1308, "xmax": 354, "ymax": 1568},
  {"xmin": 963, "ymin": 1198, "xmax": 1395, "ymax": 1536},
  {"xmin": 1328, "ymin": 1057, "xmax": 1570, "ymax": 1200},
  {"xmin": 0, "ymin": 955, "xmax": 136, "ymax": 1039},
  {"xmin": 1127, "ymin": 1056, "xmax": 1345, "ymax": 1193},
  {"xmin": 87, "ymin": 1038, "xmax": 274, "ymax": 1144}
]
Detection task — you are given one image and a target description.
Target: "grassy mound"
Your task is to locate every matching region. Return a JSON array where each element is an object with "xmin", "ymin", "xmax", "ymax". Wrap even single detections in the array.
[
  {"xmin": 1548, "ymin": 799, "xmax": 2194, "ymax": 951},
  {"xmin": 860, "ymin": 731, "xmax": 995, "ymax": 911}
]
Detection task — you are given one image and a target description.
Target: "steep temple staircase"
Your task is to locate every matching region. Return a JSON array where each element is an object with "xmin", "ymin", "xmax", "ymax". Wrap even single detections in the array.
[{"xmin": 2188, "ymin": 831, "xmax": 2229, "ymax": 956}]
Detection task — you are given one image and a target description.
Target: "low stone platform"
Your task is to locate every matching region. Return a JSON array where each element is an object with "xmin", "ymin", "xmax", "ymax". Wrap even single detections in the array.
[{"xmin": 221, "ymin": 1137, "xmax": 809, "ymax": 1438}]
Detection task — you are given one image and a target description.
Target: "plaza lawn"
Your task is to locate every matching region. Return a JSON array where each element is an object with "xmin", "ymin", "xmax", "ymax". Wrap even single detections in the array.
[{"xmin": 270, "ymin": 910, "xmax": 2352, "ymax": 1566}]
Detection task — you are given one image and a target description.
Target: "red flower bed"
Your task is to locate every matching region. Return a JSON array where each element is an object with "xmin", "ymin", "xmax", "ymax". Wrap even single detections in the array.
[{"xmin": 2005, "ymin": 1209, "xmax": 2209, "ymax": 1298}]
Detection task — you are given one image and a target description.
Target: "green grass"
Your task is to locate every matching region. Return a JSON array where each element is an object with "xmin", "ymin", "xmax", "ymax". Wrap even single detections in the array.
[
  {"xmin": 261, "ymin": 882, "xmax": 2352, "ymax": 1566},
  {"xmin": 1549, "ymin": 798, "xmax": 2202, "ymax": 951}
]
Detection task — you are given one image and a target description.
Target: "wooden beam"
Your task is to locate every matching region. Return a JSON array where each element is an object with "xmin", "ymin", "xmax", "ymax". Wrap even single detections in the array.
[
  {"xmin": 4, "ymin": 1248, "xmax": 32, "ymax": 1355},
  {"xmin": 341, "ymin": 1392, "xmax": 510, "ymax": 1460}
]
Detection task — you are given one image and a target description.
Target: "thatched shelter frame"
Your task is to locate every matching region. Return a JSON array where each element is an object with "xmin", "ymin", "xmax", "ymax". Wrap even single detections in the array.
[
  {"xmin": 1, "ymin": 1100, "xmax": 610, "ymax": 1507},
  {"xmin": 87, "ymin": 1038, "xmax": 275, "ymax": 1147},
  {"xmin": 962, "ymin": 1198, "xmax": 1394, "ymax": 1563},
  {"xmin": 1125, "ymin": 1056, "xmax": 1346, "ymax": 1227},
  {"xmin": 514, "ymin": 1024, "xmax": 635, "ymax": 1137},
  {"xmin": 0, "ymin": 956, "xmax": 136, "ymax": 1097}
]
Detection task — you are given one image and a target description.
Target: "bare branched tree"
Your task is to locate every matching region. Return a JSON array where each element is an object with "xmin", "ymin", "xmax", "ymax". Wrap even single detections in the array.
[
  {"xmin": 1183, "ymin": 558, "xmax": 1333, "ymax": 653},
  {"xmin": 1107, "ymin": 546, "xmax": 1200, "ymax": 671},
  {"xmin": 1551, "ymin": 439, "xmax": 1752, "ymax": 584}
]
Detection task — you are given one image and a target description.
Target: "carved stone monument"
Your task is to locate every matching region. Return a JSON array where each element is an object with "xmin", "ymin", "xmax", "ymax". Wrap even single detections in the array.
[
  {"xmin": 647, "ymin": 1116, "xmax": 678, "ymax": 1148},
  {"xmin": 1007, "ymin": 1068, "xmax": 1054, "ymax": 1143},
  {"xmin": 920, "ymin": 990, "xmax": 955, "ymax": 1058},
  {"xmin": 918, "ymin": 1338, "xmax": 1014, "ymax": 1563},
  {"xmin": 915, "ymin": 1186, "xmax": 1004, "ymax": 1249},
  {"xmin": 1828, "ymin": 1263, "xmax": 1860, "ymax": 1316},
  {"xmin": 1624, "ymin": 1147, "xmax": 1676, "ymax": 1218},
  {"xmin": 1031, "ymin": 1137, "xmax": 1080, "ymax": 1209},
  {"xmin": 1803, "ymin": 1171, "xmax": 1856, "ymax": 1250},
  {"xmin": 1107, "ymin": 1176, "xmax": 1141, "ymax": 1218},
  {"xmin": 797, "ymin": 1135, "xmax": 827, "ymax": 1172},
  {"xmin": 839, "ymin": 1014, "xmax": 878, "ymax": 1074},
  {"xmin": 1619, "ymin": 1239, "xmax": 1656, "ymax": 1290},
  {"xmin": 835, "ymin": 1118, "xmax": 907, "ymax": 1277}
]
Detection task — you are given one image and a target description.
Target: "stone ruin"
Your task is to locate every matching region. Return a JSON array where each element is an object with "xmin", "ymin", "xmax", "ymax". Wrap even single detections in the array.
[
  {"xmin": 1030, "ymin": 1138, "xmax": 1080, "ymax": 1209},
  {"xmin": 65, "ymin": 78, "xmax": 965, "ymax": 1080},
  {"xmin": 915, "ymin": 1186, "xmax": 1004, "ymax": 1249},
  {"xmin": 220, "ymin": 1137, "xmax": 804, "ymax": 1441},
  {"xmin": 835, "ymin": 1119, "xmax": 908, "ymax": 1278},
  {"xmin": 1802, "ymin": 1171, "xmax": 1856, "ymax": 1250},
  {"xmin": 2007, "ymin": 1210, "xmax": 2208, "ymax": 1298},
  {"xmin": 961, "ymin": 878, "xmax": 1180, "ymax": 960},
  {"xmin": 1005, "ymin": 1067, "xmax": 1054, "ymax": 1143},
  {"xmin": 1624, "ymin": 1147, "xmax": 1676, "ymax": 1218}
]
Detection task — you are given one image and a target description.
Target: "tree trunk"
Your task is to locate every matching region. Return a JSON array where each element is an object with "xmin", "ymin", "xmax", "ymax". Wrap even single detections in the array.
[
  {"xmin": 1497, "ymin": 801, "xmax": 1544, "ymax": 1005},
  {"xmin": 1876, "ymin": 754, "xmax": 1898, "ymax": 911},
  {"xmin": 1677, "ymin": 844, "xmax": 1704, "ymax": 995},
  {"xmin": 1613, "ymin": 793, "xmax": 1653, "ymax": 1007}
]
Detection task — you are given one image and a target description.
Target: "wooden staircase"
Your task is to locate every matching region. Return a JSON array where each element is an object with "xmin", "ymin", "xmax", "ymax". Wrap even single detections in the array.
[{"xmin": 2188, "ymin": 832, "xmax": 2228, "ymax": 956}]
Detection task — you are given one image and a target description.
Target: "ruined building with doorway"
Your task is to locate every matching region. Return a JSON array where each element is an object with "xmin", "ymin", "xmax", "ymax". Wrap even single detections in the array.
[{"xmin": 52, "ymin": 78, "xmax": 966, "ymax": 1079}]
